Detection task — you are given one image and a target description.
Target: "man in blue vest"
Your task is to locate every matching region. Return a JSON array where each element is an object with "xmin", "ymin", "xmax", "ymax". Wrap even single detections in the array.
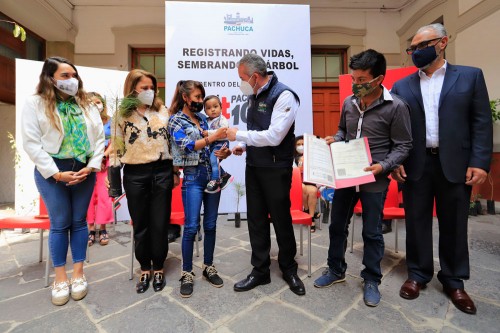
[{"xmin": 227, "ymin": 53, "xmax": 305, "ymax": 296}]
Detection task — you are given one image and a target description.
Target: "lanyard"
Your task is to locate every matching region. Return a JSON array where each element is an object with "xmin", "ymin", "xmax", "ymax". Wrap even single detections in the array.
[
  {"xmin": 351, "ymin": 99, "xmax": 367, "ymax": 192},
  {"xmin": 352, "ymin": 99, "xmax": 365, "ymax": 139}
]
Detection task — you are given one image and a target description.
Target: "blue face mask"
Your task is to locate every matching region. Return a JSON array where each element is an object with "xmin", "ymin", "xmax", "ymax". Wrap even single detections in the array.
[{"xmin": 411, "ymin": 44, "xmax": 438, "ymax": 69}]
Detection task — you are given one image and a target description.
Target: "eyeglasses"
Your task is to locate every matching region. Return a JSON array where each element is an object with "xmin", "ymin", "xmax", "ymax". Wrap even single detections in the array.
[{"xmin": 405, "ymin": 37, "xmax": 443, "ymax": 55}]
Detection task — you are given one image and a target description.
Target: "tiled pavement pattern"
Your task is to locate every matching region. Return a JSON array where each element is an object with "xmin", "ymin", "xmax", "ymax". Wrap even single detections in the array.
[{"xmin": 1, "ymin": 206, "xmax": 499, "ymax": 333}]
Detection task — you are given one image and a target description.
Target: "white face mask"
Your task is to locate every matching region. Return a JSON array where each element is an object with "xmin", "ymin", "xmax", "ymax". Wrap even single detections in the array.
[
  {"xmin": 296, "ymin": 145, "xmax": 304, "ymax": 154},
  {"xmin": 239, "ymin": 74, "xmax": 257, "ymax": 96},
  {"xmin": 54, "ymin": 77, "xmax": 79, "ymax": 96},
  {"xmin": 136, "ymin": 89, "xmax": 154, "ymax": 106},
  {"xmin": 96, "ymin": 103, "xmax": 104, "ymax": 112}
]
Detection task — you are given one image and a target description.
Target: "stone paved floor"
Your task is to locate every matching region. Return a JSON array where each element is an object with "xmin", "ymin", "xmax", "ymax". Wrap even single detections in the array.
[{"xmin": 1, "ymin": 207, "xmax": 500, "ymax": 333}]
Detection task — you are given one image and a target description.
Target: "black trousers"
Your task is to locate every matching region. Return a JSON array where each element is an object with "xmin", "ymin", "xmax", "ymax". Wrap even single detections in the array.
[
  {"xmin": 123, "ymin": 159, "xmax": 173, "ymax": 271},
  {"xmin": 245, "ymin": 165, "xmax": 298, "ymax": 277},
  {"xmin": 403, "ymin": 153, "xmax": 471, "ymax": 289}
]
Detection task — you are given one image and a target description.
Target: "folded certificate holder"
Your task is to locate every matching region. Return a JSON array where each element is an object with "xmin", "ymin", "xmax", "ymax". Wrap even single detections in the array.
[{"xmin": 302, "ymin": 133, "xmax": 375, "ymax": 189}]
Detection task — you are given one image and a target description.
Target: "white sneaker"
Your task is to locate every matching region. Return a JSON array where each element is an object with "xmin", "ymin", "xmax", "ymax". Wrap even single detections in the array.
[
  {"xmin": 70, "ymin": 275, "xmax": 88, "ymax": 301},
  {"xmin": 51, "ymin": 280, "xmax": 70, "ymax": 306}
]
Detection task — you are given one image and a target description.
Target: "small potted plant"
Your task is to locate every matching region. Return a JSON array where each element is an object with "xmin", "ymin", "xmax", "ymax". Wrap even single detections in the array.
[
  {"xmin": 469, "ymin": 192, "xmax": 483, "ymax": 216},
  {"xmin": 487, "ymin": 173, "xmax": 496, "ymax": 214},
  {"xmin": 233, "ymin": 181, "xmax": 246, "ymax": 228},
  {"xmin": 487, "ymin": 99, "xmax": 500, "ymax": 214}
]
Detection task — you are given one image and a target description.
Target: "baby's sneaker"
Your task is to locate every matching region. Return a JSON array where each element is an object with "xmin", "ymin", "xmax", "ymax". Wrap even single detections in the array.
[
  {"xmin": 220, "ymin": 173, "xmax": 234, "ymax": 190},
  {"xmin": 205, "ymin": 180, "xmax": 221, "ymax": 193}
]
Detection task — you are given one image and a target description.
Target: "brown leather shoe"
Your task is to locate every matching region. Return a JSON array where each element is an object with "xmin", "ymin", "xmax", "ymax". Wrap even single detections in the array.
[
  {"xmin": 444, "ymin": 287, "xmax": 477, "ymax": 314},
  {"xmin": 400, "ymin": 279, "xmax": 426, "ymax": 300}
]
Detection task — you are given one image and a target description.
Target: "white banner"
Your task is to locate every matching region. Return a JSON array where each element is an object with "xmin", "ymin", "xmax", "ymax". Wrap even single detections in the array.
[{"xmin": 165, "ymin": 1, "xmax": 313, "ymax": 213}]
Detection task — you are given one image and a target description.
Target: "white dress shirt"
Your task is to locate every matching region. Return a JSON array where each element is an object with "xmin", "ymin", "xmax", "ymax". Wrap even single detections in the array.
[
  {"xmin": 235, "ymin": 80, "xmax": 299, "ymax": 149},
  {"xmin": 419, "ymin": 60, "xmax": 447, "ymax": 148}
]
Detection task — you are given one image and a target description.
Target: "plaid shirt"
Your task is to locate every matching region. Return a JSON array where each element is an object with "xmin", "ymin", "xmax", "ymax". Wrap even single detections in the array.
[{"xmin": 168, "ymin": 110, "xmax": 210, "ymax": 166}]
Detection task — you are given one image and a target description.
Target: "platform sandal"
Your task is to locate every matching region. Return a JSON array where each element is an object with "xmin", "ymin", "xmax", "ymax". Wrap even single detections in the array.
[
  {"xmin": 99, "ymin": 230, "xmax": 109, "ymax": 246},
  {"xmin": 88, "ymin": 230, "xmax": 96, "ymax": 246}
]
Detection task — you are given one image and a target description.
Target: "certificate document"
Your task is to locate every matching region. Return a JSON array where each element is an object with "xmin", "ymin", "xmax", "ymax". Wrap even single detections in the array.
[{"xmin": 302, "ymin": 133, "xmax": 375, "ymax": 189}]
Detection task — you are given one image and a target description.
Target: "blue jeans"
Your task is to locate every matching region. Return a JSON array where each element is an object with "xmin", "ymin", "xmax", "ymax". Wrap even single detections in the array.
[
  {"xmin": 34, "ymin": 158, "xmax": 96, "ymax": 267},
  {"xmin": 327, "ymin": 187, "xmax": 385, "ymax": 283},
  {"xmin": 209, "ymin": 140, "xmax": 228, "ymax": 180},
  {"xmin": 181, "ymin": 163, "xmax": 221, "ymax": 271}
]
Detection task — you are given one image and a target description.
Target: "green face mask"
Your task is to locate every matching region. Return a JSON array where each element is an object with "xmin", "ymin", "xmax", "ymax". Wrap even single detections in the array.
[{"xmin": 352, "ymin": 76, "xmax": 380, "ymax": 98}]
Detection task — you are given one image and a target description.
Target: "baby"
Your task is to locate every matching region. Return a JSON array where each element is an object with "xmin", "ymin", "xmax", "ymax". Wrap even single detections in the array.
[{"xmin": 203, "ymin": 95, "xmax": 234, "ymax": 193}]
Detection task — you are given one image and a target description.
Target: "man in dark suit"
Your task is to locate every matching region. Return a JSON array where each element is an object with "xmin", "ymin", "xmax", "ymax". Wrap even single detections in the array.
[{"xmin": 391, "ymin": 23, "xmax": 492, "ymax": 315}]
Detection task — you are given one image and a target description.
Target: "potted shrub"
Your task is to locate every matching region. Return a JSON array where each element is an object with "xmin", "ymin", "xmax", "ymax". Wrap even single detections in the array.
[
  {"xmin": 487, "ymin": 172, "xmax": 496, "ymax": 214},
  {"xmin": 469, "ymin": 195, "xmax": 478, "ymax": 216},
  {"xmin": 232, "ymin": 181, "xmax": 246, "ymax": 228},
  {"xmin": 469, "ymin": 192, "xmax": 482, "ymax": 216}
]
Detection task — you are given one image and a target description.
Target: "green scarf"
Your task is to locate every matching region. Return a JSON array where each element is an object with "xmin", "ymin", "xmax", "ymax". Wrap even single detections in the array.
[{"xmin": 53, "ymin": 98, "xmax": 91, "ymax": 163}]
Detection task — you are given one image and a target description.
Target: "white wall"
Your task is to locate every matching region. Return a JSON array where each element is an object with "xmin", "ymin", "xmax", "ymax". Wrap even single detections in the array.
[
  {"xmin": 459, "ymin": 0, "xmax": 483, "ymax": 15},
  {"xmin": 455, "ymin": 9, "xmax": 500, "ymax": 150},
  {"xmin": 365, "ymin": 12, "xmax": 401, "ymax": 53},
  {"xmin": 73, "ymin": 5, "xmax": 166, "ymax": 54},
  {"xmin": 455, "ymin": 10, "xmax": 500, "ymax": 100},
  {"xmin": 0, "ymin": 104, "xmax": 16, "ymax": 203}
]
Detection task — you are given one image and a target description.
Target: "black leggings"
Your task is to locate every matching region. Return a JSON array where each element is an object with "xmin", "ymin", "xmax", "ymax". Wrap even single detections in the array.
[{"xmin": 123, "ymin": 159, "xmax": 173, "ymax": 271}]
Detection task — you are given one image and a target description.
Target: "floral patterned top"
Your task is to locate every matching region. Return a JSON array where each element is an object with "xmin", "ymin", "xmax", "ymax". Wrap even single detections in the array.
[{"xmin": 110, "ymin": 105, "xmax": 172, "ymax": 166}]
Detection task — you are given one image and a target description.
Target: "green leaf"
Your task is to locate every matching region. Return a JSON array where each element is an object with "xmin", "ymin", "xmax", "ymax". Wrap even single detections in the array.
[
  {"xmin": 13, "ymin": 23, "xmax": 20, "ymax": 38},
  {"xmin": 20, "ymin": 27, "xmax": 26, "ymax": 41}
]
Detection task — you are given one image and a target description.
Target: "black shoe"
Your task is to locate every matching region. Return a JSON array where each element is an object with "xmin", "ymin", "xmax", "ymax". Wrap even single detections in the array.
[
  {"xmin": 382, "ymin": 222, "xmax": 392, "ymax": 234},
  {"xmin": 283, "ymin": 273, "xmax": 306, "ymax": 296},
  {"xmin": 220, "ymin": 173, "xmax": 234, "ymax": 190},
  {"xmin": 136, "ymin": 273, "xmax": 150, "ymax": 294},
  {"xmin": 168, "ymin": 232, "xmax": 180, "ymax": 243},
  {"xmin": 197, "ymin": 225, "xmax": 203, "ymax": 241},
  {"xmin": 152, "ymin": 272, "xmax": 165, "ymax": 292},
  {"xmin": 179, "ymin": 271, "xmax": 195, "ymax": 298},
  {"xmin": 234, "ymin": 274, "xmax": 271, "ymax": 292},
  {"xmin": 203, "ymin": 265, "xmax": 223, "ymax": 287}
]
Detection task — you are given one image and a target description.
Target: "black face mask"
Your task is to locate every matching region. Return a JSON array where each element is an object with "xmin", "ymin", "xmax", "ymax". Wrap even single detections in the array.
[
  {"xmin": 188, "ymin": 101, "xmax": 204, "ymax": 113},
  {"xmin": 411, "ymin": 44, "xmax": 439, "ymax": 69}
]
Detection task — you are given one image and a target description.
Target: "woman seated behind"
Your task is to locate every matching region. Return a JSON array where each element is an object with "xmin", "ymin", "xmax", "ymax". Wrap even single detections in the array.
[{"xmin": 294, "ymin": 135, "xmax": 320, "ymax": 232}]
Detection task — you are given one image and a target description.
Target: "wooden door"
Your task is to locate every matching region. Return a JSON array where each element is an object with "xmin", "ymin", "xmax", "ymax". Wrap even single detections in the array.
[{"xmin": 312, "ymin": 82, "xmax": 340, "ymax": 138}]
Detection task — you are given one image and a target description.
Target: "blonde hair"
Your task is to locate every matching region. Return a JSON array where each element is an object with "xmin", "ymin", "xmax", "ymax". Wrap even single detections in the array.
[
  {"xmin": 88, "ymin": 91, "xmax": 110, "ymax": 123},
  {"xmin": 123, "ymin": 69, "xmax": 163, "ymax": 112}
]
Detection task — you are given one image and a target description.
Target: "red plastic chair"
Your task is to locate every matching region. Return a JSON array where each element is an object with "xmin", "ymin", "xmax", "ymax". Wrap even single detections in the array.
[
  {"xmin": 380, "ymin": 180, "xmax": 406, "ymax": 253},
  {"xmin": 350, "ymin": 200, "xmax": 363, "ymax": 253},
  {"xmin": 170, "ymin": 178, "xmax": 185, "ymax": 225},
  {"xmin": 291, "ymin": 167, "xmax": 313, "ymax": 277},
  {"xmin": 0, "ymin": 197, "xmax": 51, "ymax": 287},
  {"xmin": 350, "ymin": 179, "xmax": 403, "ymax": 253},
  {"xmin": 350, "ymin": 178, "xmax": 437, "ymax": 253}
]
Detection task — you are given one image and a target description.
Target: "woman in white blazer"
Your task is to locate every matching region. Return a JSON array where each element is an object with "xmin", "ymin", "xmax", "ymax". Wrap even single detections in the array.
[{"xmin": 21, "ymin": 57, "xmax": 105, "ymax": 306}]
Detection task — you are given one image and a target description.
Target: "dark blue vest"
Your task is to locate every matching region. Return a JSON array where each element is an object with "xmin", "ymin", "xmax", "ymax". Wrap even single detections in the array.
[{"xmin": 246, "ymin": 72, "xmax": 300, "ymax": 167}]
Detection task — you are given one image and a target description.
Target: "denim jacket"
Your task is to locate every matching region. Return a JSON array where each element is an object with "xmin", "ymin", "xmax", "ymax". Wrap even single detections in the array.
[{"xmin": 168, "ymin": 110, "xmax": 210, "ymax": 166}]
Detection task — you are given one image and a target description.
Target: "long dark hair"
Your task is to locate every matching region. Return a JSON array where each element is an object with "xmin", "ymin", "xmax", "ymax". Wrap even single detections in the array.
[
  {"xmin": 36, "ymin": 56, "xmax": 89, "ymax": 132},
  {"xmin": 169, "ymin": 80, "xmax": 206, "ymax": 116},
  {"xmin": 294, "ymin": 135, "xmax": 304, "ymax": 165}
]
